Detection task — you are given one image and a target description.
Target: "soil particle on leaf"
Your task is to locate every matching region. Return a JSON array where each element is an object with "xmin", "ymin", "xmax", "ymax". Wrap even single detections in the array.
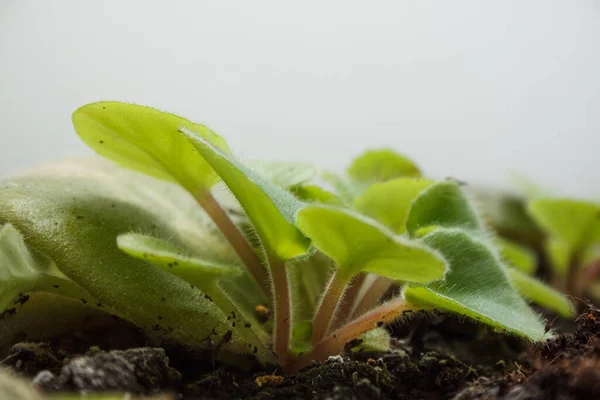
[{"xmin": 32, "ymin": 347, "xmax": 181, "ymax": 395}]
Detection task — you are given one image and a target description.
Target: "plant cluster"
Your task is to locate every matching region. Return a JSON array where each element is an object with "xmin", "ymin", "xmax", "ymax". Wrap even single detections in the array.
[{"xmin": 0, "ymin": 102, "xmax": 576, "ymax": 372}]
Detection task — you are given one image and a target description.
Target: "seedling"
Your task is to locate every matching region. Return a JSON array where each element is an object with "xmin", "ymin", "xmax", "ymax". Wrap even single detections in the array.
[
  {"xmin": 0, "ymin": 102, "xmax": 573, "ymax": 373},
  {"xmin": 526, "ymin": 198, "xmax": 600, "ymax": 297}
]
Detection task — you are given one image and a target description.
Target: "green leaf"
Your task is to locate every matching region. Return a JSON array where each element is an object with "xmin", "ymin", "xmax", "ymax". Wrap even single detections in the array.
[
  {"xmin": 0, "ymin": 172, "xmax": 271, "ymax": 361},
  {"xmin": 117, "ymin": 233, "xmax": 272, "ymax": 355},
  {"xmin": 72, "ymin": 101, "xmax": 229, "ymax": 194},
  {"xmin": 291, "ymin": 185, "xmax": 344, "ymax": 206},
  {"xmin": 322, "ymin": 171, "xmax": 361, "ymax": 205},
  {"xmin": 353, "ymin": 178, "xmax": 434, "ymax": 234},
  {"xmin": 295, "ymin": 205, "xmax": 447, "ymax": 283},
  {"xmin": 405, "ymin": 181, "xmax": 482, "ymax": 237},
  {"xmin": 495, "ymin": 237, "xmax": 537, "ymax": 275},
  {"xmin": 290, "ymin": 320, "xmax": 313, "ymax": 356},
  {"xmin": 527, "ymin": 198, "xmax": 600, "ymax": 251},
  {"xmin": 507, "ymin": 268, "xmax": 573, "ymax": 318},
  {"xmin": 347, "ymin": 149, "xmax": 421, "ymax": 182},
  {"xmin": 246, "ymin": 160, "xmax": 317, "ymax": 189},
  {"xmin": 466, "ymin": 187, "xmax": 543, "ymax": 246},
  {"xmin": 0, "ymin": 224, "xmax": 93, "ymax": 312},
  {"xmin": 404, "ymin": 228, "xmax": 546, "ymax": 341},
  {"xmin": 180, "ymin": 127, "xmax": 310, "ymax": 261}
]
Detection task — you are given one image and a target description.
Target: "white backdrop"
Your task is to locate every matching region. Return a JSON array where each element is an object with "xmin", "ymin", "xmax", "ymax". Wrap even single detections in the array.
[{"xmin": 1, "ymin": 1, "xmax": 598, "ymax": 198}]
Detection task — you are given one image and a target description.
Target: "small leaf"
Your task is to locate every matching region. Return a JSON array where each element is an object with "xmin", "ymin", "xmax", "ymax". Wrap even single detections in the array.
[
  {"xmin": 404, "ymin": 228, "xmax": 546, "ymax": 341},
  {"xmin": 118, "ymin": 233, "xmax": 272, "ymax": 355},
  {"xmin": 246, "ymin": 160, "xmax": 318, "ymax": 189},
  {"xmin": 295, "ymin": 205, "xmax": 447, "ymax": 283},
  {"xmin": 291, "ymin": 185, "xmax": 344, "ymax": 206},
  {"xmin": 528, "ymin": 198, "xmax": 600, "ymax": 251},
  {"xmin": 353, "ymin": 178, "xmax": 434, "ymax": 233},
  {"xmin": 351, "ymin": 327, "xmax": 391, "ymax": 353},
  {"xmin": 322, "ymin": 171, "xmax": 360, "ymax": 205},
  {"xmin": 117, "ymin": 233, "xmax": 241, "ymax": 284},
  {"xmin": 72, "ymin": 101, "xmax": 229, "ymax": 194},
  {"xmin": 507, "ymin": 268, "xmax": 573, "ymax": 318},
  {"xmin": 347, "ymin": 149, "xmax": 421, "ymax": 182},
  {"xmin": 406, "ymin": 181, "xmax": 482, "ymax": 237},
  {"xmin": 495, "ymin": 237, "xmax": 536, "ymax": 275},
  {"xmin": 180, "ymin": 127, "xmax": 310, "ymax": 261},
  {"xmin": 0, "ymin": 224, "xmax": 93, "ymax": 312}
]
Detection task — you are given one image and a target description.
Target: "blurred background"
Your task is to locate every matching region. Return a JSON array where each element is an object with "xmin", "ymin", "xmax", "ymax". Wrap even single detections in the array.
[{"xmin": 0, "ymin": 1, "xmax": 598, "ymax": 199}]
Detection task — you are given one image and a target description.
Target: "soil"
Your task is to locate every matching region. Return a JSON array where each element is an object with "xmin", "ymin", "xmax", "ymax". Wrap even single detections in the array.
[{"xmin": 1, "ymin": 303, "xmax": 598, "ymax": 400}]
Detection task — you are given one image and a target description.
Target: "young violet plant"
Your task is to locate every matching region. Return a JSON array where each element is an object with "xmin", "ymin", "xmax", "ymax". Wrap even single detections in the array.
[
  {"xmin": 0, "ymin": 102, "xmax": 573, "ymax": 373},
  {"xmin": 526, "ymin": 198, "xmax": 600, "ymax": 298}
]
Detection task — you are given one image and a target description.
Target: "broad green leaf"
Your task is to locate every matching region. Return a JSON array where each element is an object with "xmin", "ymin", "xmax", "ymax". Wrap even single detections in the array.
[
  {"xmin": 72, "ymin": 101, "xmax": 229, "ymax": 194},
  {"xmin": 27, "ymin": 158, "xmax": 238, "ymax": 264},
  {"xmin": 295, "ymin": 205, "xmax": 447, "ymax": 283},
  {"xmin": 291, "ymin": 185, "xmax": 344, "ymax": 206},
  {"xmin": 0, "ymin": 224, "xmax": 93, "ymax": 312},
  {"xmin": 528, "ymin": 198, "xmax": 600, "ymax": 251},
  {"xmin": 405, "ymin": 181, "xmax": 482, "ymax": 237},
  {"xmin": 246, "ymin": 160, "xmax": 318, "ymax": 189},
  {"xmin": 353, "ymin": 178, "xmax": 434, "ymax": 234},
  {"xmin": 507, "ymin": 268, "xmax": 573, "ymax": 318},
  {"xmin": 495, "ymin": 237, "xmax": 536, "ymax": 275},
  {"xmin": 404, "ymin": 228, "xmax": 546, "ymax": 341},
  {"xmin": 117, "ymin": 233, "xmax": 271, "ymax": 356},
  {"xmin": 0, "ymin": 174, "xmax": 271, "ymax": 361},
  {"xmin": 347, "ymin": 149, "xmax": 421, "ymax": 182},
  {"xmin": 180, "ymin": 127, "xmax": 310, "ymax": 261}
]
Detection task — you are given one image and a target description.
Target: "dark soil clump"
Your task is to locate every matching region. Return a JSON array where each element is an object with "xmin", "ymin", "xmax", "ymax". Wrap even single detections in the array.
[{"xmin": 456, "ymin": 304, "xmax": 600, "ymax": 399}]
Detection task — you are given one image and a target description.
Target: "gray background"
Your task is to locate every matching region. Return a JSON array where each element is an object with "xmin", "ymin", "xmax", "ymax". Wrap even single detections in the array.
[{"xmin": 1, "ymin": 1, "xmax": 598, "ymax": 198}]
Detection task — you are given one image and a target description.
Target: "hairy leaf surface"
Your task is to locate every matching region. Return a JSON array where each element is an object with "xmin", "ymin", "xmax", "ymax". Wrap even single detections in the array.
[
  {"xmin": 404, "ymin": 229, "xmax": 546, "ymax": 341},
  {"xmin": 406, "ymin": 181, "xmax": 482, "ymax": 236},
  {"xmin": 296, "ymin": 205, "xmax": 447, "ymax": 282},
  {"xmin": 181, "ymin": 127, "xmax": 310, "ymax": 261}
]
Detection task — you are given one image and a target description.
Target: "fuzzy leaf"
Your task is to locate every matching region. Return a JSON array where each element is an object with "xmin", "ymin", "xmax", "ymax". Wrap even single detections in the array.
[
  {"xmin": 322, "ymin": 172, "xmax": 361, "ymax": 205},
  {"xmin": 72, "ymin": 101, "xmax": 229, "ymax": 194},
  {"xmin": 0, "ymin": 173, "xmax": 272, "ymax": 361},
  {"xmin": 353, "ymin": 178, "xmax": 434, "ymax": 233},
  {"xmin": 117, "ymin": 233, "xmax": 242, "ymax": 283},
  {"xmin": 180, "ymin": 127, "xmax": 310, "ymax": 261},
  {"xmin": 246, "ymin": 160, "xmax": 318, "ymax": 189},
  {"xmin": 347, "ymin": 149, "xmax": 421, "ymax": 182},
  {"xmin": 0, "ymin": 224, "xmax": 93, "ymax": 312},
  {"xmin": 295, "ymin": 205, "xmax": 447, "ymax": 283},
  {"xmin": 404, "ymin": 228, "xmax": 546, "ymax": 341},
  {"xmin": 117, "ymin": 233, "xmax": 271, "ymax": 353},
  {"xmin": 495, "ymin": 238, "xmax": 537, "ymax": 275},
  {"xmin": 528, "ymin": 198, "xmax": 600, "ymax": 251},
  {"xmin": 406, "ymin": 181, "xmax": 482, "ymax": 236},
  {"xmin": 291, "ymin": 185, "xmax": 344, "ymax": 206},
  {"xmin": 507, "ymin": 268, "xmax": 573, "ymax": 318}
]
